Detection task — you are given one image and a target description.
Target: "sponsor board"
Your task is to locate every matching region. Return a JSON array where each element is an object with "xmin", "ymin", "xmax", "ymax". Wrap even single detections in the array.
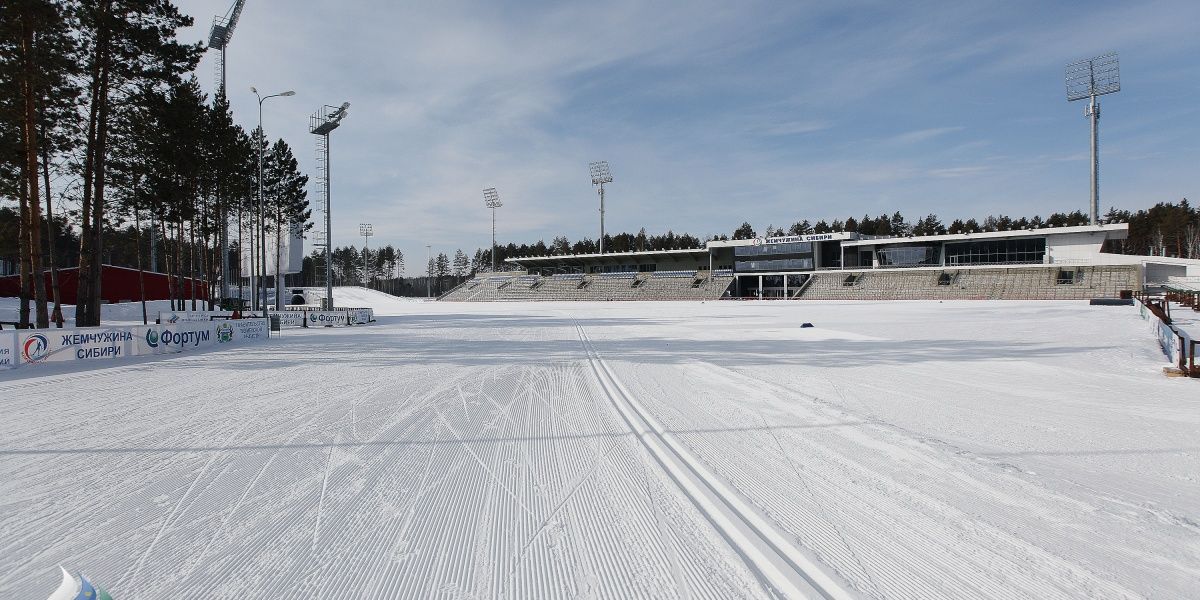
[
  {"xmin": 0, "ymin": 331, "xmax": 14, "ymax": 370},
  {"xmin": 274, "ymin": 311, "xmax": 307, "ymax": 327},
  {"xmin": 229, "ymin": 319, "xmax": 268, "ymax": 340},
  {"xmin": 157, "ymin": 311, "xmax": 235, "ymax": 324},
  {"xmin": 351, "ymin": 308, "xmax": 373, "ymax": 324},
  {"xmin": 7, "ymin": 319, "xmax": 270, "ymax": 369},
  {"xmin": 17, "ymin": 328, "xmax": 133, "ymax": 364},
  {"xmin": 306, "ymin": 311, "xmax": 350, "ymax": 327}
]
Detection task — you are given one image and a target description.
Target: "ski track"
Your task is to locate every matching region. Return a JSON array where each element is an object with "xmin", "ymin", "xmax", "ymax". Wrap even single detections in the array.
[{"xmin": 2, "ymin": 298, "xmax": 1197, "ymax": 598}]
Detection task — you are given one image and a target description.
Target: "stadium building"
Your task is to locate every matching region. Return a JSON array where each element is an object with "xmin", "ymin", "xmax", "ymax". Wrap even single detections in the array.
[{"xmin": 441, "ymin": 222, "xmax": 1200, "ymax": 302}]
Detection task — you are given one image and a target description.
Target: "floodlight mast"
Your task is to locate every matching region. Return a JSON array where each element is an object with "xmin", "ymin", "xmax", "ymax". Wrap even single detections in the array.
[
  {"xmin": 207, "ymin": 0, "xmax": 248, "ymax": 302},
  {"xmin": 359, "ymin": 223, "xmax": 373, "ymax": 288},
  {"xmin": 1066, "ymin": 52, "xmax": 1120, "ymax": 226},
  {"xmin": 310, "ymin": 102, "xmax": 351, "ymax": 309},
  {"xmin": 483, "ymin": 188, "xmax": 502, "ymax": 272},
  {"xmin": 589, "ymin": 161, "xmax": 613, "ymax": 253}
]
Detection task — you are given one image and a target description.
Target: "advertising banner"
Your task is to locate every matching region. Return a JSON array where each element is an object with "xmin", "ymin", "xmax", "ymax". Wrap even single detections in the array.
[
  {"xmin": 305, "ymin": 311, "xmax": 350, "ymax": 327},
  {"xmin": 16, "ymin": 327, "xmax": 133, "ymax": 365},
  {"xmin": 0, "ymin": 331, "xmax": 14, "ymax": 370},
  {"xmin": 158, "ymin": 311, "xmax": 234, "ymax": 324},
  {"xmin": 9, "ymin": 319, "xmax": 270, "ymax": 370},
  {"xmin": 274, "ymin": 311, "xmax": 306, "ymax": 327},
  {"xmin": 351, "ymin": 308, "xmax": 373, "ymax": 324},
  {"xmin": 226, "ymin": 319, "xmax": 269, "ymax": 342}
]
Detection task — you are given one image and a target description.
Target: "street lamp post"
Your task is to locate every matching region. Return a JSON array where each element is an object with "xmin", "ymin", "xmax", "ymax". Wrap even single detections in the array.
[{"xmin": 251, "ymin": 86, "xmax": 295, "ymax": 317}]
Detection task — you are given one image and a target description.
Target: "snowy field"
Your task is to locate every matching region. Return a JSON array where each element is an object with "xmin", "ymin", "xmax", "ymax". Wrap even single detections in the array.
[{"xmin": 1, "ymin": 294, "xmax": 1198, "ymax": 599}]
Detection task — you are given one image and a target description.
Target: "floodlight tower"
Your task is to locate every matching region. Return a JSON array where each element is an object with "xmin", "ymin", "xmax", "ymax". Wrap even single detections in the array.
[
  {"xmin": 1066, "ymin": 52, "xmax": 1120, "ymax": 226},
  {"xmin": 359, "ymin": 223, "xmax": 373, "ymax": 288},
  {"xmin": 208, "ymin": 0, "xmax": 247, "ymax": 301},
  {"xmin": 589, "ymin": 161, "xmax": 613, "ymax": 254},
  {"xmin": 483, "ymin": 188, "xmax": 502, "ymax": 273},
  {"xmin": 309, "ymin": 102, "xmax": 350, "ymax": 309}
]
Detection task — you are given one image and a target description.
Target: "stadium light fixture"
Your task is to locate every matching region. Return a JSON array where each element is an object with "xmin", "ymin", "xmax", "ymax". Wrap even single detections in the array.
[
  {"xmin": 589, "ymin": 161, "xmax": 613, "ymax": 254},
  {"xmin": 1065, "ymin": 52, "xmax": 1120, "ymax": 226},
  {"xmin": 484, "ymin": 188, "xmax": 502, "ymax": 273},
  {"xmin": 359, "ymin": 223, "xmax": 373, "ymax": 289}
]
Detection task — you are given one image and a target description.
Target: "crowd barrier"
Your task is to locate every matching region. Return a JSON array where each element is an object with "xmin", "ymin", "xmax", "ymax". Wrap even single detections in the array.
[
  {"xmin": 158, "ymin": 310, "xmax": 234, "ymax": 323},
  {"xmin": 271, "ymin": 308, "xmax": 374, "ymax": 328},
  {"xmin": 1138, "ymin": 298, "xmax": 1197, "ymax": 376},
  {"xmin": 0, "ymin": 318, "xmax": 269, "ymax": 371}
]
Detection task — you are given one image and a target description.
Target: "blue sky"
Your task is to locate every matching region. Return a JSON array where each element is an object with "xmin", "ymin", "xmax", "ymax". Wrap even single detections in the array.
[{"xmin": 175, "ymin": 0, "xmax": 1200, "ymax": 271}]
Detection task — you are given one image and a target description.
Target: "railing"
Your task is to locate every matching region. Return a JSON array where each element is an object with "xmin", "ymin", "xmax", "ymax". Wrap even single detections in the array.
[{"xmin": 1134, "ymin": 291, "xmax": 1198, "ymax": 377}]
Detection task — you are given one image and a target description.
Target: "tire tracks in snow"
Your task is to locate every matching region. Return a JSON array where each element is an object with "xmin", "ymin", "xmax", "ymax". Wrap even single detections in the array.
[{"xmin": 575, "ymin": 323, "xmax": 853, "ymax": 600}]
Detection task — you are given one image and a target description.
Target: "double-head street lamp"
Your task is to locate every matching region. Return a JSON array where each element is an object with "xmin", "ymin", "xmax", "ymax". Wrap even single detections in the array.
[{"xmin": 251, "ymin": 86, "xmax": 294, "ymax": 315}]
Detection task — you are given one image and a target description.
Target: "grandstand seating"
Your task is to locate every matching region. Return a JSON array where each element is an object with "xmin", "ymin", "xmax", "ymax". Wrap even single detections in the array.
[
  {"xmin": 440, "ymin": 265, "xmax": 1139, "ymax": 302},
  {"xmin": 439, "ymin": 270, "xmax": 735, "ymax": 302},
  {"xmin": 795, "ymin": 265, "xmax": 1140, "ymax": 300}
]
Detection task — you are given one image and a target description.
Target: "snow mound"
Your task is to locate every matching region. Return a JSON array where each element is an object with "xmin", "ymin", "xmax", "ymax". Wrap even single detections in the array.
[
  {"xmin": 0, "ymin": 297, "xmax": 177, "ymax": 325},
  {"xmin": 331, "ymin": 286, "xmax": 421, "ymax": 316}
]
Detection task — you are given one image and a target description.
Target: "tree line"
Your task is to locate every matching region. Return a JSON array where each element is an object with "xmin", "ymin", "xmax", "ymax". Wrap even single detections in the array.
[{"xmin": 1, "ymin": 0, "xmax": 311, "ymax": 328}]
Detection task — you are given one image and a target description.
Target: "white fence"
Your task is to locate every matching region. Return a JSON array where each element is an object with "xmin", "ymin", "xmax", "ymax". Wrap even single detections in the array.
[{"xmin": 0, "ymin": 319, "xmax": 269, "ymax": 371}]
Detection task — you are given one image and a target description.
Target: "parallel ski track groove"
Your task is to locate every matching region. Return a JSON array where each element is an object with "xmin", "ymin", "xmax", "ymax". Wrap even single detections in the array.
[{"xmin": 575, "ymin": 323, "xmax": 854, "ymax": 600}]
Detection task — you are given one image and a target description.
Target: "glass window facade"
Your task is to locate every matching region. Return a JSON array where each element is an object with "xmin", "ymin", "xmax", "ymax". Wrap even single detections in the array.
[
  {"xmin": 945, "ymin": 238, "xmax": 1045, "ymax": 266},
  {"xmin": 734, "ymin": 258, "xmax": 814, "ymax": 272},
  {"xmin": 876, "ymin": 244, "xmax": 939, "ymax": 268},
  {"xmin": 735, "ymin": 242, "xmax": 813, "ymax": 257}
]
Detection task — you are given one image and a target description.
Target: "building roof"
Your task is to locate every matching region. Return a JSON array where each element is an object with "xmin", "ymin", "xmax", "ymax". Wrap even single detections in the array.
[
  {"xmin": 506, "ymin": 247, "xmax": 708, "ymax": 267},
  {"xmin": 839, "ymin": 223, "xmax": 1128, "ymax": 248}
]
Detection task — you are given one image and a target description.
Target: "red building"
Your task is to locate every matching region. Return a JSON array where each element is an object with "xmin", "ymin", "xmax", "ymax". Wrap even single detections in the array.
[{"xmin": 0, "ymin": 265, "xmax": 207, "ymax": 304}]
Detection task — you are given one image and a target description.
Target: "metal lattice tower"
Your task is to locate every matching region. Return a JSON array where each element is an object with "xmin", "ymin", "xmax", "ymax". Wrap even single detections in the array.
[
  {"xmin": 310, "ymin": 102, "xmax": 350, "ymax": 308},
  {"xmin": 208, "ymin": 0, "xmax": 247, "ymax": 301},
  {"xmin": 312, "ymin": 133, "xmax": 329, "ymax": 289}
]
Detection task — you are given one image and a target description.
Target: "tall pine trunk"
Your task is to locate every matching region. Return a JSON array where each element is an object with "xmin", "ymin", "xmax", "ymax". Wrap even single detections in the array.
[
  {"xmin": 159, "ymin": 216, "xmax": 174, "ymax": 310},
  {"xmin": 41, "ymin": 141, "xmax": 63, "ymax": 326},
  {"xmin": 76, "ymin": 1, "xmax": 111, "ymax": 327},
  {"xmin": 88, "ymin": 63, "xmax": 112, "ymax": 323},
  {"xmin": 19, "ymin": 7, "xmax": 49, "ymax": 328},
  {"xmin": 17, "ymin": 172, "xmax": 32, "ymax": 328},
  {"xmin": 189, "ymin": 220, "xmax": 197, "ymax": 311},
  {"xmin": 135, "ymin": 211, "xmax": 147, "ymax": 325}
]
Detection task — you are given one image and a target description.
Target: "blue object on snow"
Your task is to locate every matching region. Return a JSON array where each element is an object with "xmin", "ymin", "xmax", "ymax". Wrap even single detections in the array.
[
  {"xmin": 74, "ymin": 575, "xmax": 96, "ymax": 600},
  {"xmin": 800, "ymin": 322, "xmax": 814, "ymax": 328}
]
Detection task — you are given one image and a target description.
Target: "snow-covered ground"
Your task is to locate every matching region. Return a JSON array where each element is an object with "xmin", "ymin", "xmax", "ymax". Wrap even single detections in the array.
[
  {"xmin": 0, "ymin": 297, "xmax": 180, "ymax": 326},
  {"xmin": 1, "ymin": 297, "xmax": 1197, "ymax": 599}
]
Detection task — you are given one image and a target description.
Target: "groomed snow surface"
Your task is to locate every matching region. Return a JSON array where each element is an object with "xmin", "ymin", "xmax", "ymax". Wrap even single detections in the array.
[{"xmin": 2, "ymin": 291, "xmax": 1198, "ymax": 599}]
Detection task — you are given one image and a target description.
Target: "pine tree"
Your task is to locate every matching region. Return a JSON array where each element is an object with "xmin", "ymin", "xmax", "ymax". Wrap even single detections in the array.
[
  {"xmin": 732, "ymin": 222, "xmax": 756, "ymax": 239},
  {"xmin": 74, "ymin": 0, "xmax": 201, "ymax": 325},
  {"xmin": 452, "ymin": 249, "xmax": 468, "ymax": 279},
  {"xmin": 262, "ymin": 138, "xmax": 310, "ymax": 309},
  {"xmin": 0, "ymin": 0, "xmax": 81, "ymax": 327}
]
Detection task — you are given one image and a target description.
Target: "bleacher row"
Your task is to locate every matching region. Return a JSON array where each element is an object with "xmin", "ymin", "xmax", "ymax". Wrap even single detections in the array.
[
  {"xmin": 439, "ymin": 271, "xmax": 736, "ymax": 302},
  {"xmin": 796, "ymin": 265, "xmax": 1140, "ymax": 300}
]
